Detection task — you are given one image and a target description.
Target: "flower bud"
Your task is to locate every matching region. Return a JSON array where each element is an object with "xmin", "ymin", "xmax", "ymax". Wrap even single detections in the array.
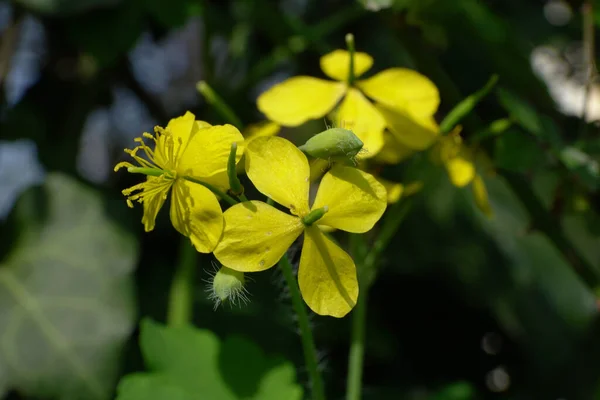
[
  {"xmin": 208, "ymin": 266, "xmax": 249, "ymax": 309},
  {"xmin": 298, "ymin": 128, "xmax": 363, "ymax": 165}
]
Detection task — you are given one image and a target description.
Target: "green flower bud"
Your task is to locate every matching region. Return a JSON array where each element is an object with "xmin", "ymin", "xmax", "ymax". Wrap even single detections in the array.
[
  {"xmin": 208, "ymin": 265, "xmax": 249, "ymax": 309},
  {"xmin": 298, "ymin": 128, "xmax": 363, "ymax": 165}
]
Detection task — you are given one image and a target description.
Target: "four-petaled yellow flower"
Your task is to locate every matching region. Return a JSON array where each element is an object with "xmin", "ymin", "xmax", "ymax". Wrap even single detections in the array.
[
  {"xmin": 114, "ymin": 111, "xmax": 244, "ymax": 253},
  {"xmin": 213, "ymin": 136, "xmax": 387, "ymax": 317},
  {"xmin": 257, "ymin": 49, "xmax": 439, "ymax": 158}
]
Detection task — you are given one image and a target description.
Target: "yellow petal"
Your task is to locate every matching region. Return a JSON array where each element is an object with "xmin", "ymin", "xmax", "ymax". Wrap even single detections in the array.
[
  {"xmin": 309, "ymin": 158, "xmax": 331, "ymax": 182},
  {"xmin": 245, "ymin": 136, "xmax": 310, "ymax": 215},
  {"xmin": 298, "ymin": 226, "xmax": 358, "ymax": 318},
  {"xmin": 313, "ymin": 165, "xmax": 386, "ymax": 233},
  {"xmin": 357, "ymin": 68, "xmax": 440, "ymax": 119},
  {"xmin": 318, "ymin": 225, "xmax": 336, "ymax": 233},
  {"xmin": 170, "ymin": 180, "xmax": 223, "ymax": 253},
  {"xmin": 319, "ymin": 50, "xmax": 373, "ymax": 81},
  {"xmin": 376, "ymin": 104, "xmax": 439, "ymax": 150},
  {"xmin": 195, "ymin": 120, "xmax": 212, "ymax": 129},
  {"xmin": 177, "ymin": 124, "xmax": 244, "ymax": 186},
  {"xmin": 445, "ymin": 156, "xmax": 475, "ymax": 187},
  {"xmin": 472, "ymin": 174, "xmax": 493, "ymax": 217},
  {"xmin": 334, "ymin": 88, "xmax": 385, "ymax": 158},
  {"xmin": 167, "ymin": 111, "xmax": 197, "ymax": 143},
  {"xmin": 154, "ymin": 111, "xmax": 198, "ymax": 167},
  {"xmin": 257, "ymin": 77, "xmax": 346, "ymax": 126},
  {"xmin": 214, "ymin": 201, "xmax": 304, "ymax": 272},
  {"xmin": 376, "ymin": 177, "xmax": 404, "ymax": 204},
  {"xmin": 243, "ymin": 121, "xmax": 281, "ymax": 141},
  {"xmin": 139, "ymin": 177, "xmax": 172, "ymax": 232},
  {"xmin": 374, "ymin": 131, "xmax": 416, "ymax": 164}
]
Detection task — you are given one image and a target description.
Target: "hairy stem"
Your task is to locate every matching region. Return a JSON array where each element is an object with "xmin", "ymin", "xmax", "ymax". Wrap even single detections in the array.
[
  {"xmin": 167, "ymin": 240, "xmax": 197, "ymax": 326},
  {"xmin": 279, "ymin": 253, "xmax": 326, "ymax": 400},
  {"xmin": 346, "ymin": 200, "xmax": 413, "ymax": 400}
]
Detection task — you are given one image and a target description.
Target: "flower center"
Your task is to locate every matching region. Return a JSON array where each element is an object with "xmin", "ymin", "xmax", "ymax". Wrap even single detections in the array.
[{"xmin": 301, "ymin": 206, "xmax": 329, "ymax": 226}]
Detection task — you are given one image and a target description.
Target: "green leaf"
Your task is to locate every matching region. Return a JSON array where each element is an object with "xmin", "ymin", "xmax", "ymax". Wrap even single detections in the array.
[
  {"xmin": 559, "ymin": 146, "xmax": 600, "ymax": 191},
  {"xmin": 430, "ymin": 381, "xmax": 474, "ymax": 400},
  {"xmin": 15, "ymin": 0, "xmax": 121, "ymax": 16},
  {"xmin": 115, "ymin": 319, "xmax": 302, "ymax": 400},
  {"xmin": 497, "ymin": 88, "xmax": 543, "ymax": 136},
  {"xmin": 494, "ymin": 129, "xmax": 545, "ymax": 172},
  {"xmin": 143, "ymin": 0, "xmax": 203, "ymax": 28},
  {"xmin": 0, "ymin": 173, "xmax": 137, "ymax": 400},
  {"xmin": 439, "ymin": 74, "xmax": 498, "ymax": 134},
  {"xmin": 66, "ymin": 1, "xmax": 144, "ymax": 69}
]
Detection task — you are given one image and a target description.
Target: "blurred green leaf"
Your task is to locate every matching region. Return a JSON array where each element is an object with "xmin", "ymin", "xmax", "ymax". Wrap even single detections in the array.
[
  {"xmin": 0, "ymin": 173, "xmax": 137, "ymax": 400},
  {"xmin": 467, "ymin": 175, "xmax": 598, "ymax": 371},
  {"xmin": 439, "ymin": 74, "xmax": 498, "ymax": 134},
  {"xmin": 143, "ymin": 0, "xmax": 203, "ymax": 28},
  {"xmin": 494, "ymin": 129, "xmax": 545, "ymax": 172},
  {"xmin": 497, "ymin": 88, "xmax": 543, "ymax": 136},
  {"xmin": 115, "ymin": 319, "xmax": 302, "ymax": 400},
  {"xmin": 15, "ymin": 0, "xmax": 121, "ymax": 16},
  {"xmin": 430, "ymin": 381, "xmax": 474, "ymax": 400},
  {"xmin": 562, "ymin": 214, "xmax": 600, "ymax": 277},
  {"xmin": 66, "ymin": 1, "xmax": 144, "ymax": 68},
  {"xmin": 559, "ymin": 146, "xmax": 600, "ymax": 191}
]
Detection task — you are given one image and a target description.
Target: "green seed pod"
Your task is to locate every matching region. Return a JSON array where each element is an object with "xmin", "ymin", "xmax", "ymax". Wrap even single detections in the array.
[
  {"xmin": 208, "ymin": 266, "xmax": 248, "ymax": 309},
  {"xmin": 298, "ymin": 128, "xmax": 363, "ymax": 164}
]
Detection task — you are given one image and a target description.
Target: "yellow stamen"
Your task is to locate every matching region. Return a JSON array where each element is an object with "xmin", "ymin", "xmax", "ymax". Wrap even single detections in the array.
[{"xmin": 114, "ymin": 161, "xmax": 134, "ymax": 172}]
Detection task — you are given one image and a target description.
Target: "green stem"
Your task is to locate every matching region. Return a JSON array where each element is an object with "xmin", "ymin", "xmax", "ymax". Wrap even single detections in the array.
[
  {"xmin": 346, "ymin": 200, "xmax": 413, "ymax": 400},
  {"xmin": 279, "ymin": 253, "xmax": 326, "ymax": 400},
  {"xmin": 238, "ymin": 193, "xmax": 249, "ymax": 202},
  {"xmin": 439, "ymin": 74, "xmax": 499, "ymax": 134},
  {"xmin": 363, "ymin": 200, "xmax": 413, "ymax": 271},
  {"xmin": 196, "ymin": 81, "xmax": 244, "ymax": 129},
  {"xmin": 183, "ymin": 176, "xmax": 239, "ymax": 206},
  {"xmin": 346, "ymin": 282, "xmax": 367, "ymax": 400},
  {"xmin": 345, "ymin": 33, "xmax": 356, "ymax": 85},
  {"xmin": 167, "ymin": 240, "xmax": 197, "ymax": 326}
]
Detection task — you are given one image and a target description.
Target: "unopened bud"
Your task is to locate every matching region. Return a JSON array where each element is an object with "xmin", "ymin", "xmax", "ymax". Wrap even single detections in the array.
[
  {"xmin": 208, "ymin": 266, "xmax": 249, "ymax": 309},
  {"xmin": 298, "ymin": 128, "xmax": 363, "ymax": 165}
]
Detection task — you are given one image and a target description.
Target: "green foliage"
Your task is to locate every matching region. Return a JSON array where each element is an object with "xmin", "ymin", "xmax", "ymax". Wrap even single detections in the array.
[
  {"xmin": 115, "ymin": 319, "xmax": 303, "ymax": 400},
  {"xmin": 65, "ymin": 0, "xmax": 203, "ymax": 69},
  {"xmin": 144, "ymin": 0, "xmax": 203, "ymax": 28},
  {"xmin": 66, "ymin": 1, "xmax": 144, "ymax": 69},
  {"xmin": 0, "ymin": 174, "xmax": 137, "ymax": 400},
  {"xmin": 493, "ymin": 129, "xmax": 545, "ymax": 172},
  {"xmin": 439, "ymin": 74, "xmax": 498, "ymax": 134},
  {"xmin": 14, "ymin": 0, "xmax": 121, "ymax": 16}
]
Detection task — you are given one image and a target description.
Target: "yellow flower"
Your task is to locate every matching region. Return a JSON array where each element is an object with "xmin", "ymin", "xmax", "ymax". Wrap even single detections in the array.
[
  {"xmin": 213, "ymin": 136, "xmax": 387, "ymax": 317},
  {"xmin": 374, "ymin": 131, "xmax": 417, "ymax": 165},
  {"xmin": 257, "ymin": 49, "xmax": 439, "ymax": 158},
  {"xmin": 114, "ymin": 111, "xmax": 244, "ymax": 253},
  {"xmin": 433, "ymin": 127, "xmax": 493, "ymax": 217},
  {"xmin": 236, "ymin": 121, "xmax": 282, "ymax": 175},
  {"xmin": 243, "ymin": 120, "xmax": 281, "ymax": 142}
]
